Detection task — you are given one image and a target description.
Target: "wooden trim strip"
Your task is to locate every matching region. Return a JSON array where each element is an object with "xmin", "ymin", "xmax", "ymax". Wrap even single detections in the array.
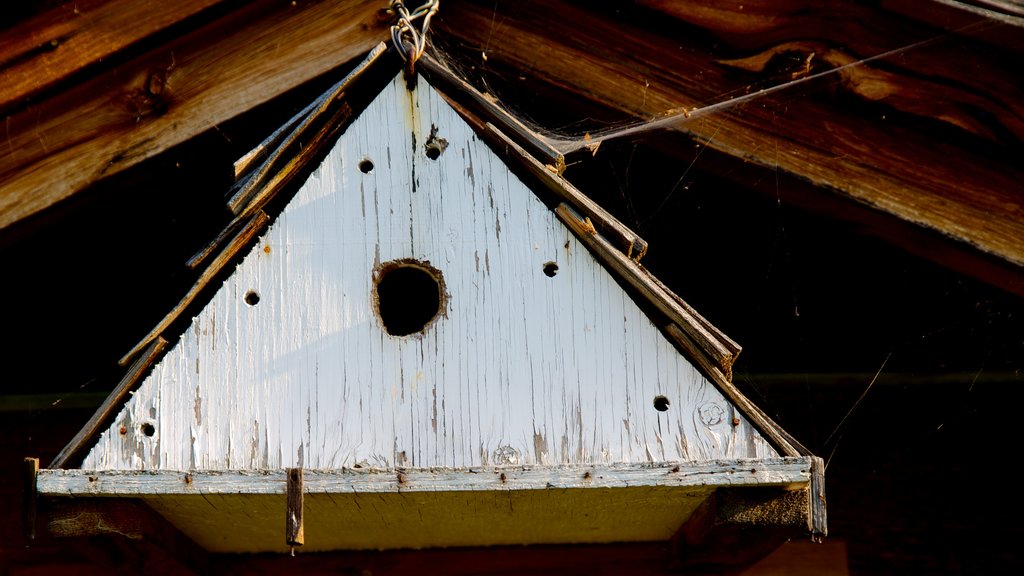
[
  {"xmin": 227, "ymin": 41, "xmax": 391, "ymax": 215},
  {"xmin": 491, "ymin": 127, "xmax": 649, "ymax": 260},
  {"xmin": 48, "ymin": 337, "xmax": 169, "ymax": 469},
  {"xmin": 190, "ymin": 42, "xmax": 392, "ymax": 271},
  {"xmin": 119, "ymin": 210, "xmax": 270, "ymax": 366},
  {"xmin": 22, "ymin": 457, "xmax": 39, "ymax": 543},
  {"xmin": 555, "ymin": 203, "xmax": 735, "ymax": 374},
  {"xmin": 810, "ymin": 456, "xmax": 828, "ymax": 540},
  {"xmin": 663, "ymin": 323, "xmax": 808, "ymax": 459},
  {"xmin": 286, "ymin": 467, "xmax": 305, "ymax": 548},
  {"xmin": 418, "ymin": 51, "xmax": 567, "ymax": 174},
  {"xmin": 36, "ymin": 458, "xmax": 813, "ymax": 496},
  {"xmin": 646, "ymin": 269, "xmax": 741, "ymax": 362}
]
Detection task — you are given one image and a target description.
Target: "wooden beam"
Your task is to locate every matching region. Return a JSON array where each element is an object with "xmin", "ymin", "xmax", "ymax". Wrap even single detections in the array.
[
  {"xmin": 434, "ymin": 1, "xmax": 1024, "ymax": 286},
  {"xmin": 0, "ymin": 0, "xmax": 230, "ymax": 113},
  {"xmin": 0, "ymin": 0, "xmax": 388, "ymax": 231}
]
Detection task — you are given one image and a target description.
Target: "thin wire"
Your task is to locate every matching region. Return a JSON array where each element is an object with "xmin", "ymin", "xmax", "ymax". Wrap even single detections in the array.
[
  {"xmin": 390, "ymin": 0, "xmax": 440, "ymax": 68},
  {"xmin": 548, "ymin": 18, "xmax": 999, "ymax": 154},
  {"xmin": 825, "ymin": 350, "xmax": 892, "ymax": 447}
]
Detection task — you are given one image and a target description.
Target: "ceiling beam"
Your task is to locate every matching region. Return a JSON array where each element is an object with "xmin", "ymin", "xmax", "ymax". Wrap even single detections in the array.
[{"xmin": 0, "ymin": 0, "xmax": 388, "ymax": 232}]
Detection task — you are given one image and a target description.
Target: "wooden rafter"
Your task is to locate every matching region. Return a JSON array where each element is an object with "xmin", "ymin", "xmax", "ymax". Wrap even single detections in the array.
[
  {"xmin": 0, "ymin": 0, "xmax": 388, "ymax": 232},
  {"xmin": 431, "ymin": 0, "xmax": 1024, "ymax": 294}
]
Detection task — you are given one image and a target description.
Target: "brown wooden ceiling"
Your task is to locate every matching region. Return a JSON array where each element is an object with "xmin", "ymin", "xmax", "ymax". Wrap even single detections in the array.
[{"xmin": 1, "ymin": 0, "xmax": 1022, "ymax": 298}]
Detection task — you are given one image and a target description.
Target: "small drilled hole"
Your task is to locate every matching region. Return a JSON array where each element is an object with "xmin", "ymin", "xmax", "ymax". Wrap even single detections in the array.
[
  {"xmin": 542, "ymin": 261, "xmax": 559, "ymax": 277},
  {"xmin": 653, "ymin": 395, "xmax": 670, "ymax": 412},
  {"xmin": 359, "ymin": 158, "xmax": 374, "ymax": 173},
  {"xmin": 141, "ymin": 422, "xmax": 156, "ymax": 437},
  {"xmin": 424, "ymin": 128, "xmax": 448, "ymax": 160},
  {"xmin": 244, "ymin": 290, "xmax": 260, "ymax": 306}
]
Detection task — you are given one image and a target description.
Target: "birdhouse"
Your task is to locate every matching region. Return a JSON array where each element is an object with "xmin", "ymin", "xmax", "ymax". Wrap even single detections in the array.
[{"xmin": 30, "ymin": 44, "xmax": 825, "ymax": 571}]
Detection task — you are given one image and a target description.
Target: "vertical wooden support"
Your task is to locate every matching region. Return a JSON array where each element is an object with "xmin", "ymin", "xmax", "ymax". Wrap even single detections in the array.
[
  {"xmin": 810, "ymin": 456, "xmax": 828, "ymax": 541},
  {"xmin": 23, "ymin": 457, "xmax": 39, "ymax": 544},
  {"xmin": 286, "ymin": 467, "xmax": 304, "ymax": 551}
]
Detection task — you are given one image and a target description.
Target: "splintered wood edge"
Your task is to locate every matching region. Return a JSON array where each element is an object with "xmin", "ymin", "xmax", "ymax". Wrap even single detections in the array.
[
  {"xmin": 554, "ymin": 203, "xmax": 734, "ymax": 371},
  {"xmin": 418, "ymin": 52, "xmax": 567, "ymax": 174},
  {"xmin": 119, "ymin": 210, "xmax": 270, "ymax": 366},
  {"xmin": 228, "ymin": 41, "xmax": 391, "ymax": 214},
  {"xmin": 36, "ymin": 458, "xmax": 813, "ymax": 496},
  {"xmin": 49, "ymin": 337, "xmax": 169, "ymax": 469}
]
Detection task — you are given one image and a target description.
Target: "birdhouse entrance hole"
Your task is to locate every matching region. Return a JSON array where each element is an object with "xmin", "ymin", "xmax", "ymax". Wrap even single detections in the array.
[{"xmin": 374, "ymin": 259, "xmax": 446, "ymax": 336}]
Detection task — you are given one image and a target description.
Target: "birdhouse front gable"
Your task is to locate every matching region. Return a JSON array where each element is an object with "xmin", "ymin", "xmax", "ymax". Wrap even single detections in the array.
[{"xmin": 81, "ymin": 73, "xmax": 779, "ymax": 472}]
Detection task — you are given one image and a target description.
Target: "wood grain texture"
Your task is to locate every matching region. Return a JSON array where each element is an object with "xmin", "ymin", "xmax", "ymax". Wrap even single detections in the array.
[
  {"xmin": 0, "ymin": 0, "xmax": 387, "ymax": 231},
  {"xmin": 434, "ymin": 1, "xmax": 1024, "ymax": 272},
  {"xmin": 82, "ymin": 74, "xmax": 778, "ymax": 471},
  {"xmin": 38, "ymin": 460, "xmax": 813, "ymax": 495},
  {"xmin": 37, "ymin": 460, "xmax": 811, "ymax": 552},
  {"xmin": 0, "ymin": 0, "xmax": 227, "ymax": 113},
  {"xmin": 286, "ymin": 467, "xmax": 304, "ymax": 547}
]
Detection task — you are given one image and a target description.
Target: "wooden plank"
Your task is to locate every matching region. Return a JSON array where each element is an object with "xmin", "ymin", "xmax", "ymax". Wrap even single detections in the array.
[
  {"xmin": 0, "ymin": 0, "xmax": 229, "ymax": 113},
  {"xmin": 37, "ymin": 459, "xmax": 814, "ymax": 495},
  {"xmin": 482, "ymin": 123, "xmax": 648, "ymax": 260},
  {"xmin": 226, "ymin": 42, "xmax": 392, "ymax": 216},
  {"xmin": 23, "ymin": 457, "xmax": 38, "ymax": 543},
  {"xmin": 286, "ymin": 467, "xmax": 304, "ymax": 548},
  {"xmin": 555, "ymin": 203, "xmax": 737, "ymax": 378},
  {"xmin": 434, "ymin": 1, "xmax": 1024, "ymax": 276},
  {"xmin": 0, "ymin": 0, "xmax": 387, "ymax": 231},
  {"xmin": 48, "ymin": 337, "xmax": 168, "ymax": 469},
  {"xmin": 37, "ymin": 462, "xmax": 811, "ymax": 553},
  {"xmin": 152, "ymin": 488, "xmax": 714, "ymax": 552}
]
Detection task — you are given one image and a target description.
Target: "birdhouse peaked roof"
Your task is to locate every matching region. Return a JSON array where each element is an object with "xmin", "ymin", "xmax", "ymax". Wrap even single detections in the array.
[{"xmin": 35, "ymin": 45, "xmax": 825, "ymax": 556}]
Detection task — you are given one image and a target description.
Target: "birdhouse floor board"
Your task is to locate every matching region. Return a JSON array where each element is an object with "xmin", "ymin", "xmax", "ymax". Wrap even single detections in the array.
[{"xmin": 37, "ymin": 459, "xmax": 811, "ymax": 553}]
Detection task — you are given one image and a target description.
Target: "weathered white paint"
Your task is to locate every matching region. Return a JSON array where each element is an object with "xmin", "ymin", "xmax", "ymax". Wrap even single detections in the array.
[
  {"xmin": 39, "ymin": 458, "xmax": 811, "ymax": 495},
  {"xmin": 39, "ymin": 460, "xmax": 811, "ymax": 552},
  {"xmin": 83, "ymin": 73, "xmax": 778, "ymax": 471}
]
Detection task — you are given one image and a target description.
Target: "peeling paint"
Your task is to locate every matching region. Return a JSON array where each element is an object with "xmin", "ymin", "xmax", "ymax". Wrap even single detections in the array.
[{"xmin": 82, "ymin": 74, "xmax": 778, "ymax": 472}]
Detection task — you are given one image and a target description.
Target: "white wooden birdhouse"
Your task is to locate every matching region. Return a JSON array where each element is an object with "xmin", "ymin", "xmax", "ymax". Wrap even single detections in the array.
[{"xmin": 32, "ymin": 43, "xmax": 825, "ymax": 566}]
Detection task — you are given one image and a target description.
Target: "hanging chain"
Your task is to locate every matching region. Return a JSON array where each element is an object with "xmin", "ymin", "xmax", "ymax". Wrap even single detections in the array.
[{"xmin": 389, "ymin": 0, "xmax": 440, "ymax": 70}]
